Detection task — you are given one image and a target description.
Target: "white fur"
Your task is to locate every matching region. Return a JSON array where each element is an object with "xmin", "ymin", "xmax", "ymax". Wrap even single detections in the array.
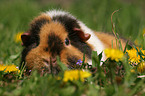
[
  {"xmin": 46, "ymin": 10, "xmax": 76, "ymax": 20},
  {"xmin": 45, "ymin": 10, "xmax": 105, "ymax": 65}
]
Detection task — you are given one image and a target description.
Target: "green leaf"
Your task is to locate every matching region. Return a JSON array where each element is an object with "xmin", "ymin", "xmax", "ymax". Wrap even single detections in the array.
[
  {"xmin": 91, "ymin": 51, "xmax": 98, "ymax": 67},
  {"xmin": 91, "ymin": 51, "xmax": 103, "ymax": 67},
  {"xmin": 57, "ymin": 56, "xmax": 68, "ymax": 71},
  {"xmin": 98, "ymin": 52, "xmax": 103, "ymax": 62},
  {"xmin": 9, "ymin": 52, "xmax": 21, "ymax": 61}
]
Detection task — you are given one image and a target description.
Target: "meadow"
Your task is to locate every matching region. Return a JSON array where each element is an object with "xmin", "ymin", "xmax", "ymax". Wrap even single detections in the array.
[{"xmin": 0, "ymin": 0, "xmax": 145, "ymax": 95}]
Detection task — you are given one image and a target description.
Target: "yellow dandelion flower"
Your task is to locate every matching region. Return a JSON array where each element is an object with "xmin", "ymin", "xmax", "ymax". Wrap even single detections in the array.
[
  {"xmin": 104, "ymin": 48, "xmax": 124, "ymax": 62},
  {"xmin": 0, "ymin": 64, "xmax": 20, "ymax": 73},
  {"xmin": 137, "ymin": 62, "xmax": 145, "ymax": 73},
  {"xmin": 126, "ymin": 49, "xmax": 140, "ymax": 64},
  {"xmin": 14, "ymin": 32, "xmax": 24, "ymax": 43},
  {"xmin": 126, "ymin": 48, "xmax": 145, "ymax": 64},
  {"xmin": 63, "ymin": 70, "xmax": 91, "ymax": 82}
]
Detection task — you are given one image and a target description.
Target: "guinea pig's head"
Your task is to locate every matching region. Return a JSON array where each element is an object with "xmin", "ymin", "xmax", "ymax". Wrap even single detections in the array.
[{"xmin": 20, "ymin": 13, "xmax": 92, "ymax": 74}]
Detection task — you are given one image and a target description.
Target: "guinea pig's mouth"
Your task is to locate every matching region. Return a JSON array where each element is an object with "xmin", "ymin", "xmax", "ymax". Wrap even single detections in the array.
[{"xmin": 41, "ymin": 58, "xmax": 60, "ymax": 74}]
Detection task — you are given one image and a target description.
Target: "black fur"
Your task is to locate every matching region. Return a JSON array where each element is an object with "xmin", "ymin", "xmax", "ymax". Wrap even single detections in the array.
[
  {"xmin": 52, "ymin": 15, "xmax": 80, "ymax": 30},
  {"xmin": 48, "ymin": 33, "xmax": 64, "ymax": 56},
  {"xmin": 71, "ymin": 41, "xmax": 92, "ymax": 59},
  {"xmin": 52, "ymin": 15, "xmax": 92, "ymax": 59}
]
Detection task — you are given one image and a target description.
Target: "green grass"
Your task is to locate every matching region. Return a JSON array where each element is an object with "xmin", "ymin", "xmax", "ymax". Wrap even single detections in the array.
[{"xmin": 0, "ymin": 0, "xmax": 145, "ymax": 95}]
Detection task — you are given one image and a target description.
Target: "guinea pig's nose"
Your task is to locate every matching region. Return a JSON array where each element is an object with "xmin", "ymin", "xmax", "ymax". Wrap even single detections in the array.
[
  {"xmin": 43, "ymin": 57, "xmax": 57, "ymax": 68},
  {"xmin": 50, "ymin": 57, "xmax": 57, "ymax": 67}
]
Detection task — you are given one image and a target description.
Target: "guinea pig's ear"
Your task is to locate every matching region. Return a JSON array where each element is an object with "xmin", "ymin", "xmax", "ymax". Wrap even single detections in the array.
[
  {"xmin": 21, "ymin": 32, "xmax": 31, "ymax": 46},
  {"xmin": 73, "ymin": 28, "xmax": 91, "ymax": 42}
]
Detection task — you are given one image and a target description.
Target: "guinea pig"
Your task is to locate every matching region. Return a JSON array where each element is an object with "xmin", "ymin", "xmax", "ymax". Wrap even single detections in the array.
[{"xmin": 20, "ymin": 10, "xmax": 127, "ymax": 74}]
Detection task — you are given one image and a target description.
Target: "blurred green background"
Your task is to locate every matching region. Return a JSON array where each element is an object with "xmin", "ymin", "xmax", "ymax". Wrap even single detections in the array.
[{"xmin": 0, "ymin": 0, "xmax": 145, "ymax": 65}]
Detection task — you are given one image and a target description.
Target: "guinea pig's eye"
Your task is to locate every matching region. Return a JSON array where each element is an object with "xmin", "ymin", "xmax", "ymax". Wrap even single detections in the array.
[{"xmin": 65, "ymin": 38, "xmax": 70, "ymax": 46}]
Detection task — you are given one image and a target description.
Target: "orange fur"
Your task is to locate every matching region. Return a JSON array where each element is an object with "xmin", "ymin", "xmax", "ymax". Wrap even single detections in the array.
[{"xmin": 95, "ymin": 32, "xmax": 126, "ymax": 49}]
